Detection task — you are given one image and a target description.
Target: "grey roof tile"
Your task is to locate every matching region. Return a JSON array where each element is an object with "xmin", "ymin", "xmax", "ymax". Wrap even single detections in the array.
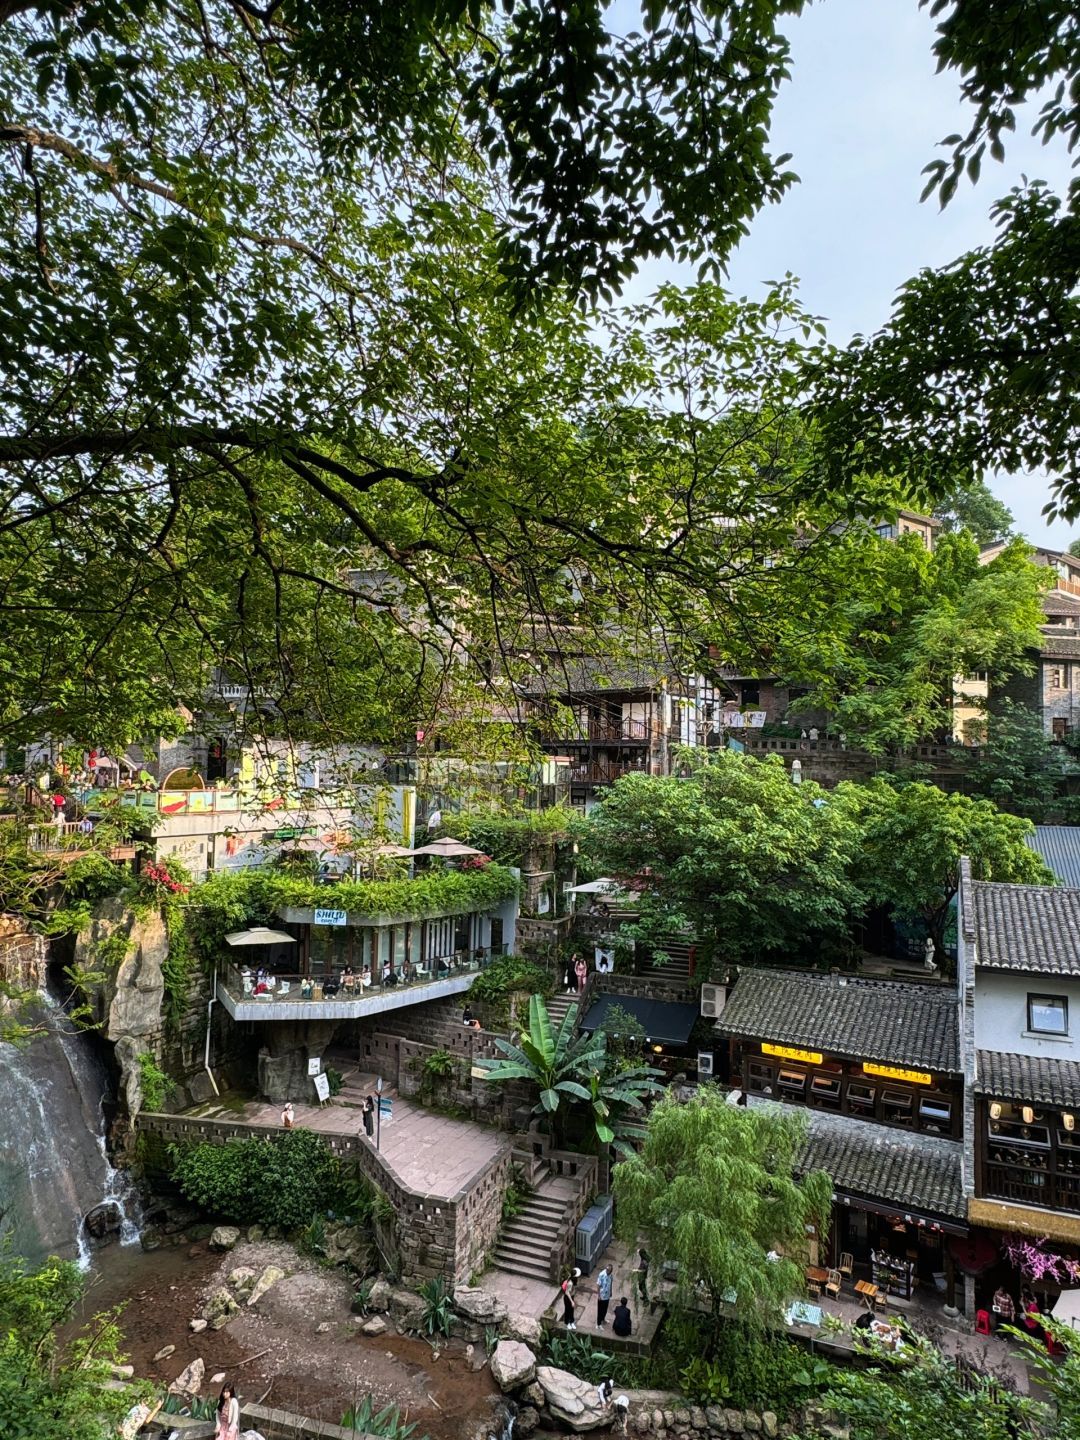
[
  {"xmin": 717, "ymin": 968, "xmax": 959, "ymax": 1073},
  {"xmin": 1025, "ymin": 827, "xmax": 1080, "ymax": 889},
  {"xmin": 970, "ymin": 881, "xmax": 1080, "ymax": 976},
  {"xmin": 797, "ymin": 1109, "xmax": 966, "ymax": 1220},
  {"xmin": 975, "ymin": 1049, "xmax": 1080, "ymax": 1108}
]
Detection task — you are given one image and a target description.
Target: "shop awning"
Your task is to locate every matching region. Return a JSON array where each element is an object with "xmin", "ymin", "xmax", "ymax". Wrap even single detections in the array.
[{"xmin": 580, "ymin": 993, "xmax": 699, "ymax": 1047}]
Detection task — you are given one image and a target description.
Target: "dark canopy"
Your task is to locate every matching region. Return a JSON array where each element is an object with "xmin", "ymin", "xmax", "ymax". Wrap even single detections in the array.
[{"xmin": 580, "ymin": 993, "xmax": 699, "ymax": 1047}]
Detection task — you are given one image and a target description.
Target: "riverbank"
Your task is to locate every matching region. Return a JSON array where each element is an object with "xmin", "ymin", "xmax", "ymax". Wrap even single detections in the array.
[{"xmin": 73, "ymin": 1236, "xmax": 502, "ymax": 1440}]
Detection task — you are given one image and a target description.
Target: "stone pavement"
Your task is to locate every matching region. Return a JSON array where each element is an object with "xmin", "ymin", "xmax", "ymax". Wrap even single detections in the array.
[{"xmin": 199, "ymin": 1083, "xmax": 507, "ymax": 1201}]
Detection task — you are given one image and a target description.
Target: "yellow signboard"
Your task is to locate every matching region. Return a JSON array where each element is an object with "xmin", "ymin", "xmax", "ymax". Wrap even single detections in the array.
[
  {"xmin": 762, "ymin": 1043, "xmax": 823, "ymax": 1066},
  {"xmin": 864, "ymin": 1062, "xmax": 932, "ymax": 1085}
]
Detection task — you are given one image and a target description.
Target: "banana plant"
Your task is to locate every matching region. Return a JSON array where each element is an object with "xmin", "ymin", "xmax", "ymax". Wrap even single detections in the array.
[{"xmin": 476, "ymin": 994, "xmax": 661, "ymax": 1150}]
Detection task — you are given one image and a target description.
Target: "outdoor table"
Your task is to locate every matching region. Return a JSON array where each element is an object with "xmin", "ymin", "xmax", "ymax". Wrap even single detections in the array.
[
  {"xmin": 786, "ymin": 1300, "xmax": 823, "ymax": 1328},
  {"xmin": 855, "ymin": 1280, "xmax": 879, "ymax": 1308},
  {"xmin": 805, "ymin": 1266, "xmax": 828, "ymax": 1289}
]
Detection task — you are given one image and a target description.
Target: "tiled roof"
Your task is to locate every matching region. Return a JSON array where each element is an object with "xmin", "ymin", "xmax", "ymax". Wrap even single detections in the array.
[
  {"xmin": 970, "ymin": 881, "xmax": 1080, "ymax": 976},
  {"xmin": 518, "ymin": 657, "xmax": 683, "ymax": 698},
  {"xmin": 1041, "ymin": 591, "xmax": 1080, "ymax": 616},
  {"xmin": 1025, "ymin": 827, "xmax": 1080, "ymax": 889},
  {"xmin": 976, "ymin": 1050, "xmax": 1080, "ymax": 1108},
  {"xmin": 716, "ymin": 968, "xmax": 959, "ymax": 1073},
  {"xmin": 798, "ymin": 1110, "xmax": 966, "ymax": 1221},
  {"xmin": 1037, "ymin": 633, "xmax": 1080, "ymax": 658}
]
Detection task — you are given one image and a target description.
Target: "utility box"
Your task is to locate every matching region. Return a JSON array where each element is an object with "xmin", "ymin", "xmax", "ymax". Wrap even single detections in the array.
[{"xmin": 575, "ymin": 1194, "xmax": 614, "ymax": 1274}]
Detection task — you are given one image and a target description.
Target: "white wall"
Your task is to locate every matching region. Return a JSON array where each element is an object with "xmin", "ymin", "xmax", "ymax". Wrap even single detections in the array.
[{"xmin": 973, "ymin": 970, "xmax": 1080, "ymax": 1059}]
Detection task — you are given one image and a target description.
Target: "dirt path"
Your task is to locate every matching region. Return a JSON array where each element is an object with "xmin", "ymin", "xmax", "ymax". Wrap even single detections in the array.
[{"xmin": 76, "ymin": 1239, "xmax": 502, "ymax": 1440}]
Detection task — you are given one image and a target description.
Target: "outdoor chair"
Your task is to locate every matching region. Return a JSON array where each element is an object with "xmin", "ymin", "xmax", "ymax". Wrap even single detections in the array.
[
  {"xmin": 825, "ymin": 1269, "xmax": 842, "ymax": 1298},
  {"xmin": 839, "ymin": 1252, "xmax": 854, "ymax": 1277},
  {"xmin": 277, "ymin": 981, "xmax": 291, "ymax": 998}
]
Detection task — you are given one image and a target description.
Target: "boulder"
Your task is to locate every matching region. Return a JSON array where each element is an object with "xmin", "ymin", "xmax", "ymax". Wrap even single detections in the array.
[
  {"xmin": 490, "ymin": 1340, "xmax": 536, "ymax": 1392},
  {"xmin": 188, "ymin": 1072, "xmax": 218, "ymax": 1105},
  {"xmin": 762, "ymin": 1414, "xmax": 778, "ymax": 1439},
  {"xmin": 502, "ymin": 1312, "xmax": 543, "ymax": 1349},
  {"xmin": 367, "ymin": 1278, "xmax": 392, "ymax": 1312},
  {"xmin": 228, "ymin": 1266, "xmax": 257, "ymax": 1298},
  {"xmin": 745, "ymin": 1413, "xmax": 761, "ymax": 1433},
  {"xmin": 210, "ymin": 1225, "xmax": 240, "ymax": 1251},
  {"xmin": 247, "ymin": 1225, "xmax": 265, "ymax": 1243},
  {"xmin": 169, "ymin": 1357, "xmax": 205, "ymax": 1396},
  {"xmin": 535, "ymin": 1366, "xmax": 611, "ymax": 1433},
  {"xmin": 205, "ymin": 1287, "xmax": 240, "ymax": 1330},
  {"xmin": 454, "ymin": 1286, "xmax": 508, "ymax": 1325},
  {"xmin": 522, "ymin": 1383, "xmax": 545, "ymax": 1409},
  {"xmin": 211, "ymin": 1372, "xmax": 226, "ymax": 1385},
  {"xmin": 516, "ymin": 1408, "xmax": 540, "ymax": 1437},
  {"xmin": 189, "ymin": 1318, "xmax": 208, "ymax": 1334},
  {"xmin": 152, "ymin": 1345, "xmax": 175, "ymax": 1362},
  {"xmin": 361, "ymin": 1316, "xmax": 388, "ymax": 1337},
  {"xmin": 387, "ymin": 1287, "xmax": 427, "ymax": 1330},
  {"xmin": 725, "ymin": 1411, "xmax": 745, "ymax": 1434},
  {"xmin": 247, "ymin": 1264, "xmax": 286, "ymax": 1308}
]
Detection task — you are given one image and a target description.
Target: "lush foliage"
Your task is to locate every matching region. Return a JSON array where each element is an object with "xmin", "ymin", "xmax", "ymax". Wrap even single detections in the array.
[
  {"xmin": 170, "ymin": 1128, "xmax": 373, "ymax": 1230},
  {"xmin": 586, "ymin": 751, "xmax": 866, "ymax": 967},
  {"xmin": 0, "ymin": 1249, "xmax": 147, "ymax": 1440},
  {"xmin": 962, "ymin": 700, "xmax": 1079, "ymax": 820},
  {"xmin": 595, "ymin": 1003, "xmax": 647, "ymax": 1059},
  {"xmin": 838, "ymin": 779, "xmax": 1053, "ymax": 962},
  {"xmin": 417, "ymin": 1277, "xmax": 454, "ymax": 1340},
  {"xmin": 137, "ymin": 1051, "xmax": 170, "ymax": 1112},
  {"xmin": 183, "ymin": 864, "xmax": 519, "ymax": 964},
  {"xmin": 467, "ymin": 954, "xmax": 554, "ymax": 1019},
  {"xmin": 787, "ymin": 533, "xmax": 1045, "ymax": 753},
  {"xmin": 613, "ymin": 1088, "xmax": 831, "ymax": 1333},
  {"xmin": 932, "ymin": 481, "xmax": 1015, "ymax": 545},
  {"xmin": 439, "ymin": 807, "xmax": 584, "ymax": 866},
  {"xmin": 477, "ymin": 994, "xmax": 662, "ymax": 1152}
]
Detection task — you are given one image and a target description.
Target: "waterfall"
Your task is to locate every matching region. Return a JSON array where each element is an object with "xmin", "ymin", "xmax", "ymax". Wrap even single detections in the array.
[{"xmin": 0, "ymin": 976, "xmax": 140, "ymax": 1266}]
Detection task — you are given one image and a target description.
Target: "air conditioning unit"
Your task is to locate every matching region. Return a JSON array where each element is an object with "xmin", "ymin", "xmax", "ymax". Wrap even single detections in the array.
[
  {"xmin": 697, "ymin": 1051, "xmax": 714, "ymax": 1077},
  {"xmin": 700, "ymin": 982, "xmax": 725, "ymax": 1018}
]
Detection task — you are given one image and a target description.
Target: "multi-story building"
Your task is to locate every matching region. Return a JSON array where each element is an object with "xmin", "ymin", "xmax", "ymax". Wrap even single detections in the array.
[
  {"xmin": 983, "ymin": 544, "xmax": 1080, "ymax": 740},
  {"xmin": 714, "ymin": 863, "xmax": 1080, "ymax": 1316}
]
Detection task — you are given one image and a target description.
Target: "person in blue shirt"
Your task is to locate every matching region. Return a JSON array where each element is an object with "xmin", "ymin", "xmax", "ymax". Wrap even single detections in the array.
[{"xmin": 595, "ymin": 1264, "xmax": 613, "ymax": 1328}]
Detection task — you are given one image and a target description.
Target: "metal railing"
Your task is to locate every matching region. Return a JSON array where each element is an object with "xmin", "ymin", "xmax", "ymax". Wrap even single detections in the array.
[{"xmin": 223, "ymin": 946, "xmax": 507, "ymax": 1004}]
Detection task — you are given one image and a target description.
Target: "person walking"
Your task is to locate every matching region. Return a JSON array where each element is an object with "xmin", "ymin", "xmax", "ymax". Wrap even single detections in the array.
[
  {"xmin": 362, "ymin": 1095, "xmax": 375, "ymax": 1140},
  {"xmin": 214, "ymin": 1384, "xmax": 240, "ymax": 1440},
  {"xmin": 574, "ymin": 954, "xmax": 588, "ymax": 993},
  {"xmin": 632, "ymin": 1248, "xmax": 651, "ymax": 1310},
  {"xmin": 563, "ymin": 956, "xmax": 575, "ymax": 994},
  {"xmin": 596, "ymin": 1264, "xmax": 613, "ymax": 1328},
  {"xmin": 560, "ymin": 1268, "xmax": 581, "ymax": 1329}
]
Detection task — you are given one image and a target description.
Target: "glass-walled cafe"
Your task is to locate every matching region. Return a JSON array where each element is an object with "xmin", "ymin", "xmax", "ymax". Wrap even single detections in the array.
[{"xmin": 221, "ymin": 901, "xmax": 512, "ymax": 1004}]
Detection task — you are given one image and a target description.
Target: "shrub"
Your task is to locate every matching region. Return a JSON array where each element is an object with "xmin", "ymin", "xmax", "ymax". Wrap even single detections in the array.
[
  {"xmin": 170, "ymin": 1129, "xmax": 373, "ymax": 1230},
  {"xmin": 341, "ymin": 1396, "xmax": 424, "ymax": 1439},
  {"xmin": 417, "ymin": 1277, "xmax": 453, "ymax": 1339},
  {"xmin": 469, "ymin": 954, "xmax": 553, "ymax": 1017},
  {"xmin": 326, "ymin": 1067, "xmax": 344, "ymax": 1098},
  {"xmin": 137, "ymin": 1052, "xmax": 170, "ymax": 1112}
]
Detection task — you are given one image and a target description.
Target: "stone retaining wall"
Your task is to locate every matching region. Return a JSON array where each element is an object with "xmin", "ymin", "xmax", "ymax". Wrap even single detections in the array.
[
  {"xmin": 619, "ymin": 1391, "xmax": 785, "ymax": 1437},
  {"xmin": 139, "ymin": 1110, "xmax": 510, "ymax": 1285}
]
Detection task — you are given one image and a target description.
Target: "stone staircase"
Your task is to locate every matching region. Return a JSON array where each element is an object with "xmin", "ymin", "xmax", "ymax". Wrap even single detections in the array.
[
  {"xmin": 492, "ymin": 1169, "xmax": 581, "ymax": 1282},
  {"xmin": 645, "ymin": 941, "xmax": 692, "ymax": 983},
  {"xmin": 545, "ymin": 992, "xmax": 580, "ymax": 1031},
  {"xmin": 322, "ymin": 1054, "xmax": 384, "ymax": 1109}
]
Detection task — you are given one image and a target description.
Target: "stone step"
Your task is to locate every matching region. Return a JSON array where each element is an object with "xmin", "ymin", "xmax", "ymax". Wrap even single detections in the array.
[
  {"xmin": 501, "ymin": 1217, "xmax": 563, "ymax": 1243},
  {"xmin": 492, "ymin": 1243, "xmax": 555, "ymax": 1280},
  {"xmin": 519, "ymin": 1197, "xmax": 569, "ymax": 1220}
]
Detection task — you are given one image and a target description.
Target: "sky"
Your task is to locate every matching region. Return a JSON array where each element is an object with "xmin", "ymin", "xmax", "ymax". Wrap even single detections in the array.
[{"xmin": 621, "ymin": 0, "xmax": 1077, "ymax": 549}]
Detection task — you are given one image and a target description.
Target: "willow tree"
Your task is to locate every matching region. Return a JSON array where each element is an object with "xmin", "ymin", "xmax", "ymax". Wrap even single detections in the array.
[{"xmin": 613, "ymin": 1088, "xmax": 831, "ymax": 1333}]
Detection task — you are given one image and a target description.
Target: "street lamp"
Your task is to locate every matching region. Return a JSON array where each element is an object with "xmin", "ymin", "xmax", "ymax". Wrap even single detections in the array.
[{"xmin": 376, "ymin": 1075, "xmax": 383, "ymax": 1151}]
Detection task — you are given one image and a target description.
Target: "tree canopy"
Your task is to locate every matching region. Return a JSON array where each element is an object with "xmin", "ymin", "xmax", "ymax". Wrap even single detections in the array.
[
  {"xmin": 837, "ymin": 777, "xmax": 1053, "ymax": 962},
  {"xmin": 787, "ymin": 532, "xmax": 1046, "ymax": 752},
  {"xmin": 932, "ymin": 480, "xmax": 1015, "ymax": 545},
  {"xmin": 585, "ymin": 751, "xmax": 866, "ymax": 968}
]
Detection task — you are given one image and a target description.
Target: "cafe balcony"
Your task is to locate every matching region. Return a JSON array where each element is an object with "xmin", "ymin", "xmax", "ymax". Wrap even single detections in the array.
[{"xmin": 216, "ymin": 948, "xmax": 505, "ymax": 1023}]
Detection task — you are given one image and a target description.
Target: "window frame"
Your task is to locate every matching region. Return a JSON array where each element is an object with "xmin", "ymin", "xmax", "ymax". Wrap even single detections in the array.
[{"xmin": 1027, "ymin": 993, "xmax": 1069, "ymax": 1036}]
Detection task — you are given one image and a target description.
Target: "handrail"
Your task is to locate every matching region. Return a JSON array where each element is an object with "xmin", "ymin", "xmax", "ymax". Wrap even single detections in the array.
[{"xmin": 223, "ymin": 947, "xmax": 505, "ymax": 1003}]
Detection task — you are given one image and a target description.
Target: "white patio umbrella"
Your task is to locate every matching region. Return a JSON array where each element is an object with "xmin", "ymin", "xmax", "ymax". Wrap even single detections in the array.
[
  {"xmin": 410, "ymin": 837, "xmax": 483, "ymax": 857},
  {"xmin": 224, "ymin": 926, "xmax": 297, "ymax": 947}
]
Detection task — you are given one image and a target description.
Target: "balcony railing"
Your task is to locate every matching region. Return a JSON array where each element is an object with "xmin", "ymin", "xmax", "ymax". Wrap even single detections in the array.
[
  {"xmin": 28, "ymin": 821, "xmax": 137, "ymax": 860},
  {"xmin": 222, "ymin": 946, "xmax": 506, "ymax": 1006},
  {"xmin": 566, "ymin": 761, "xmax": 644, "ymax": 785},
  {"xmin": 984, "ymin": 1163, "xmax": 1080, "ymax": 1213}
]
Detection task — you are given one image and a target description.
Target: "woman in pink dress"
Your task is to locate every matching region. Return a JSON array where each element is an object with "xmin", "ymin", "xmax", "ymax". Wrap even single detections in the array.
[
  {"xmin": 215, "ymin": 1384, "xmax": 240, "ymax": 1440},
  {"xmin": 574, "ymin": 955, "xmax": 588, "ymax": 992}
]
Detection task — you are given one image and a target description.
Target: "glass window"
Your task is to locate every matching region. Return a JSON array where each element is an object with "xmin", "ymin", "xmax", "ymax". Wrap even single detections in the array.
[
  {"xmin": 1028, "ymin": 994, "xmax": 1069, "ymax": 1035},
  {"xmin": 777, "ymin": 1068, "xmax": 807, "ymax": 1095},
  {"xmin": 920, "ymin": 1097, "xmax": 952, "ymax": 1126},
  {"xmin": 847, "ymin": 1082, "xmax": 876, "ymax": 1113},
  {"xmin": 882, "ymin": 1089, "xmax": 914, "ymax": 1125},
  {"xmin": 746, "ymin": 1061, "xmax": 773, "ymax": 1094},
  {"xmin": 810, "ymin": 1074, "xmax": 841, "ymax": 1108}
]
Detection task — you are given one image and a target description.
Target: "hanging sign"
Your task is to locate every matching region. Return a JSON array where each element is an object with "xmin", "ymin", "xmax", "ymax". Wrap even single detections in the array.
[
  {"xmin": 762, "ymin": 1043, "xmax": 823, "ymax": 1065},
  {"xmin": 864, "ymin": 1063, "xmax": 932, "ymax": 1085},
  {"xmin": 314, "ymin": 908, "xmax": 347, "ymax": 926}
]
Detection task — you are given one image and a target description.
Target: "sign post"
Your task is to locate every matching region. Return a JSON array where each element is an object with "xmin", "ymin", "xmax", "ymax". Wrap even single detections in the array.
[
  {"xmin": 376, "ymin": 1075, "xmax": 383, "ymax": 1151},
  {"xmin": 313, "ymin": 1072, "xmax": 331, "ymax": 1105}
]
